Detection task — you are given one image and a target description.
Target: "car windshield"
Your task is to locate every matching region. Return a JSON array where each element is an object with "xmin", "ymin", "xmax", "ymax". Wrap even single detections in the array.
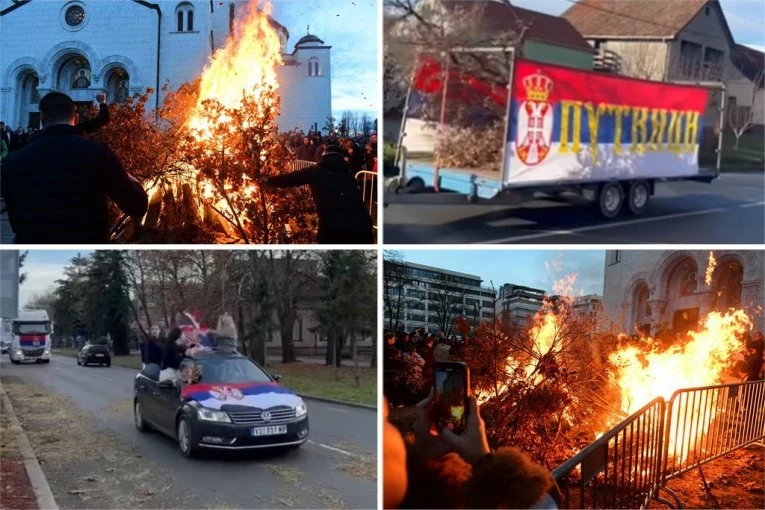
[
  {"xmin": 195, "ymin": 357, "xmax": 272, "ymax": 384},
  {"xmin": 14, "ymin": 322, "xmax": 50, "ymax": 335}
]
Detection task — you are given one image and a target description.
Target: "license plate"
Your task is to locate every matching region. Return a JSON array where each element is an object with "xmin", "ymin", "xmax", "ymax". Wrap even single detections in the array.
[
  {"xmin": 95, "ymin": 354, "xmax": 104, "ymax": 357},
  {"xmin": 252, "ymin": 425, "xmax": 287, "ymax": 437}
]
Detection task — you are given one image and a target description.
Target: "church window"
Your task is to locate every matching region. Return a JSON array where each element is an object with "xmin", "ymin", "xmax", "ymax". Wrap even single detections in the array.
[
  {"xmin": 176, "ymin": 3, "xmax": 195, "ymax": 32},
  {"xmin": 65, "ymin": 5, "xmax": 85, "ymax": 27},
  {"xmin": 308, "ymin": 58, "xmax": 320, "ymax": 77}
]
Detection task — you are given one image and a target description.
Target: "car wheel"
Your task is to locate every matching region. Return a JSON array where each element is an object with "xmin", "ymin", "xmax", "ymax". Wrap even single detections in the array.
[
  {"xmin": 11, "ymin": 359, "xmax": 19, "ymax": 365},
  {"xmin": 43, "ymin": 360, "xmax": 50, "ymax": 364},
  {"xmin": 106, "ymin": 361, "xmax": 111, "ymax": 367},
  {"xmin": 177, "ymin": 416, "xmax": 199, "ymax": 458},
  {"xmin": 596, "ymin": 182, "xmax": 624, "ymax": 218},
  {"xmin": 626, "ymin": 180, "xmax": 650, "ymax": 216},
  {"xmin": 134, "ymin": 400, "xmax": 151, "ymax": 433}
]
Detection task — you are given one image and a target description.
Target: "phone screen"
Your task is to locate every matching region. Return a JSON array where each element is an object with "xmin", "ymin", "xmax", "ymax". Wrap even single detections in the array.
[{"xmin": 434, "ymin": 362, "xmax": 468, "ymax": 434}]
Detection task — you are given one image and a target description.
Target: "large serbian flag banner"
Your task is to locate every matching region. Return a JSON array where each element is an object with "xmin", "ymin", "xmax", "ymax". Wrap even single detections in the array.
[{"xmin": 506, "ymin": 59, "xmax": 709, "ymax": 185}]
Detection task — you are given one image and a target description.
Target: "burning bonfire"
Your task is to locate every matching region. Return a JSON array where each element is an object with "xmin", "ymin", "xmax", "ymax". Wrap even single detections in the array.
[
  {"xmin": 103, "ymin": 1, "xmax": 316, "ymax": 244},
  {"xmin": 464, "ymin": 252, "xmax": 757, "ymax": 467}
]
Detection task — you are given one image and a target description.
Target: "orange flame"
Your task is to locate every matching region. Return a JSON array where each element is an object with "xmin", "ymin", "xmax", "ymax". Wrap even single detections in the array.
[
  {"xmin": 704, "ymin": 251, "xmax": 716, "ymax": 286},
  {"xmin": 188, "ymin": 1, "xmax": 283, "ymax": 139},
  {"xmin": 606, "ymin": 309, "xmax": 751, "ymax": 457}
]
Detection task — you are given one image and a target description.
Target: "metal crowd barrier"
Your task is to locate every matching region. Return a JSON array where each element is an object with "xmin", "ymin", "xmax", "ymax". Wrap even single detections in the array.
[
  {"xmin": 661, "ymin": 379, "xmax": 765, "ymax": 481},
  {"xmin": 553, "ymin": 380, "xmax": 765, "ymax": 509},
  {"xmin": 355, "ymin": 170, "xmax": 378, "ymax": 229},
  {"xmin": 552, "ymin": 398, "xmax": 666, "ymax": 510},
  {"xmin": 290, "ymin": 159, "xmax": 316, "ymax": 171}
]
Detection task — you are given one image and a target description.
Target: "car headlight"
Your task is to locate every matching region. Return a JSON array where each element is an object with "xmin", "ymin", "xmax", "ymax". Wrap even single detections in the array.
[
  {"xmin": 44, "ymin": 349, "xmax": 50, "ymax": 354},
  {"xmin": 295, "ymin": 400, "xmax": 307, "ymax": 418},
  {"xmin": 197, "ymin": 407, "xmax": 231, "ymax": 423},
  {"xmin": 14, "ymin": 350, "xmax": 22, "ymax": 356}
]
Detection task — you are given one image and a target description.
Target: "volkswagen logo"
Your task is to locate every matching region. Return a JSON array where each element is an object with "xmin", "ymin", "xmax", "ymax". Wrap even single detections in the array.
[{"xmin": 261, "ymin": 411, "xmax": 272, "ymax": 422}]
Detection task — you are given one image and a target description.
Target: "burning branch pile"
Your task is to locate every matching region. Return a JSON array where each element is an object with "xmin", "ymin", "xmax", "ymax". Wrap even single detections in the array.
[{"xmin": 92, "ymin": 1, "xmax": 317, "ymax": 243}]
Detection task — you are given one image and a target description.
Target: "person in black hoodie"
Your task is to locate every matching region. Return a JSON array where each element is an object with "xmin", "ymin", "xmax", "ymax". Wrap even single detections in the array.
[
  {"xmin": 262, "ymin": 144, "xmax": 374, "ymax": 244},
  {"xmin": 1, "ymin": 92, "xmax": 147, "ymax": 243}
]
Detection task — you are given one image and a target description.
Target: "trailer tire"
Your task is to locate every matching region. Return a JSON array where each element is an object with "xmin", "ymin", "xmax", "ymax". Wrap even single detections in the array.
[
  {"xmin": 407, "ymin": 177, "xmax": 425, "ymax": 193},
  {"xmin": 597, "ymin": 182, "xmax": 624, "ymax": 218},
  {"xmin": 626, "ymin": 181, "xmax": 650, "ymax": 216}
]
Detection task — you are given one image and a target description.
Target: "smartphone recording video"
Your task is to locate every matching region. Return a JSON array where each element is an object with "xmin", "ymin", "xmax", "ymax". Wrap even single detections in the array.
[{"xmin": 434, "ymin": 361, "xmax": 469, "ymax": 434}]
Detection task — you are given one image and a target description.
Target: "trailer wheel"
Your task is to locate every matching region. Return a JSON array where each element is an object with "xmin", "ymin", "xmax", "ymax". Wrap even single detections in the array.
[
  {"xmin": 626, "ymin": 181, "xmax": 650, "ymax": 216},
  {"xmin": 597, "ymin": 182, "xmax": 623, "ymax": 218},
  {"xmin": 406, "ymin": 177, "xmax": 425, "ymax": 193}
]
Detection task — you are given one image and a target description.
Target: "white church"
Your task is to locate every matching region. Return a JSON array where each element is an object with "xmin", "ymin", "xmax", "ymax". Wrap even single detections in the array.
[{"xmin": 0, "ymin": 0, "xmax": 332, "ymax": 132}]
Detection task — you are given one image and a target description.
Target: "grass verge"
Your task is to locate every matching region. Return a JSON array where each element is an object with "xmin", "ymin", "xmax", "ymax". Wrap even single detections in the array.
[
  {"xmin": 53, "ymin": 349, "xmax": 376, "ymax": 407},
  {"xmin": 268, "ymin": 363, "xmax": 376, "ymax": 407}
]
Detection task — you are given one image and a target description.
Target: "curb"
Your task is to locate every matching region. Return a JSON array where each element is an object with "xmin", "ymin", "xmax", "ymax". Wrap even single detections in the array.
[
  {"xmin": 300, "ymin": 394, "xmax": 376, "ymax": 411},
  {"xmin": 0, "ymin": 385, "xmax": 58, "ymax": 510}
]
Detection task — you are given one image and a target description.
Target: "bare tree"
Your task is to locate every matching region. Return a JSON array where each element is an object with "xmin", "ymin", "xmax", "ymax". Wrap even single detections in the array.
[
  {"xmin": 727, "ymin": 68, "xmax": 764, "ymax": 149},
  {"xmin": 383, "ymin": 251, "xmax": 412, "ymax": 331},
  {"xmin": 428, "ymin": 274, "xmax": 467, "ymax": 337}
]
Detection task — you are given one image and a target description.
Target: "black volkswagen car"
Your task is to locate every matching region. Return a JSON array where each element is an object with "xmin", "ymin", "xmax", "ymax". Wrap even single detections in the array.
[
  {"xmin": 77, "ymin": 343, "xmax": 111, "ymax": 367},
  {"xmin": 133, "ymin": 349, "xmax": 309, "ymax": 457}
]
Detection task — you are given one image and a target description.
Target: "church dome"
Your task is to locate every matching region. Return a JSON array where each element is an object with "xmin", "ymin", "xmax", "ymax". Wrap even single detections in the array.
[{"xmin": 295, "ymin": 34, "xmax": 324, "ymax": 47}]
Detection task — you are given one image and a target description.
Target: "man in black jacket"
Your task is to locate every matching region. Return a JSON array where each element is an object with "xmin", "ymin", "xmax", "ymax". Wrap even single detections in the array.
[
  {"xmin": 1, "ymin": 92, "xmax": 147, "ymax": 243},
  {"xmin": 263, "ymin": 145, "xmax": 374, "ymax": 244}
]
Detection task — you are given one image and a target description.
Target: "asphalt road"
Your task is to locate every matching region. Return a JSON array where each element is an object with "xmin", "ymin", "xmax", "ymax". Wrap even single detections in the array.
[
  {"xmin": 383, "ymin": 172, "xmax": 765, "ymax": 244},
  {"xmin": 1, "ymin": 355, "xmax": 377, "ymax": 509}
]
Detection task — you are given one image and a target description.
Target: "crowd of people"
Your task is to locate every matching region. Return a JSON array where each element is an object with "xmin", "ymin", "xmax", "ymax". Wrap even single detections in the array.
[
  {"xmin": 384, "ymin": 329, "xmax": 466, "ymax": 406},
  {"xmin": 1, "ymin": 90, "xmax": 375, "ymax": 244},
  {"xmin": 278, "ymin": 130, "xmax": 378, "ymax": 173},
  {"xmin": 139, "ymin": 313, "xmax": 238, "ymax": 385},
  {"xmin": 0, "ymin": 123, "xmax": 41, "ymax": 158}
]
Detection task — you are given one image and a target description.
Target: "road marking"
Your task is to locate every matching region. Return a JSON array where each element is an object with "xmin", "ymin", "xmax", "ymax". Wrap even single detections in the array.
[
  {"xmin": 307, "ymin": 440, "xmax": 356, "ymax": 457},
  {"xmin": 739, "ymin": 201, "xmax": 765, "ymax": 208},
  {"xmin": 325, "ymin": 406, "xmax": 351, "ymax": 414},
  {"xmin": 483, "ymin": 206, "xmax": 732, "ymax": 244}
]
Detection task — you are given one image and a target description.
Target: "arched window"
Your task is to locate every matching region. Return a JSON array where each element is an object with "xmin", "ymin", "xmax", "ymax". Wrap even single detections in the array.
[
  {"xmin": 308, "ymin": 58, "xmax": 320, "ymax": 77},
  {"xmin": 176, "ymin": 2, "xmax": 194, "ymax": 32}
]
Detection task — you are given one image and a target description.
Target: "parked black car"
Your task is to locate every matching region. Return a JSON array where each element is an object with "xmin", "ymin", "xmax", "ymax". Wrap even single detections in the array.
[
  {"xmin": 77, "ymin": 343, "xmax": 111, "ymax": 367},
  {"xmin": 133, "ymin": 349, "xmax": 309, "ymax": 458}
]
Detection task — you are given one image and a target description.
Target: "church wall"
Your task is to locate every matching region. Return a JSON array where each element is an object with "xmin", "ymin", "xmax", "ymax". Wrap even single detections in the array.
[
  {"xmin": 157, "ymin": 0, "xmax": 213, "ymax": 96},
  {"xmin": 602, "ymin": 250, "xmax": 765, "ymax": 335},
  {"xmin": 277, "ymin": 46, "xmax": 331, "ymax": 133},
  {"xmin": 2, "ymin": 1, "xmax": 333, "ymax": 135},
  {"xmin": 1, "ymin": 1, "xmax": 157, "ymax": 128}
]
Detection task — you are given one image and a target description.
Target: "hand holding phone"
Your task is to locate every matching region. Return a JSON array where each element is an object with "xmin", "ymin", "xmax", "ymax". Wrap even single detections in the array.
[
  {"xmin": 439, "ymin": 396, "xmax": 491, "ymax": 465},
  {"xmin": 434, "ymin": 361, "xmax": 469, "ymax": 434}
]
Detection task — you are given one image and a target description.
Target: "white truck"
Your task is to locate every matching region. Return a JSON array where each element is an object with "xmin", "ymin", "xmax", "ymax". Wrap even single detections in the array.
[{"xmin": 9, "ymin": 309, "xmax": 52, "ymax": 364}]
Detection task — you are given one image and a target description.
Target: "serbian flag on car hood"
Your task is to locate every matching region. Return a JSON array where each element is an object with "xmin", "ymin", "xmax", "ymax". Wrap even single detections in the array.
[
  {"xmin": 181, "ymin": 382, "xmax": 302, "ymax": 410},
  {"xmin": 412, "ymin": 55, "xmax": 508, "ymax": 107}
]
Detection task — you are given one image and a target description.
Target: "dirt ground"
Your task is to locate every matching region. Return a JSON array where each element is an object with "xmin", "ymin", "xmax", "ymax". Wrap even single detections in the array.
[
  {"xmin": 0, "ymin": 374, "xmax": 215, "ymax": 509},
  {"xmin": 650, "ymin": 446, "xmax": 765, "ymax": 509},
  {"xmin": 1, "ymin": 390, "xmax": 38, "ymax": 510}
]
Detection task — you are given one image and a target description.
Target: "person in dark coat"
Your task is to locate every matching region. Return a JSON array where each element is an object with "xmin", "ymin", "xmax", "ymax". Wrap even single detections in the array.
[
  {"xmin": 1, "ymin": 92, "xmax": 147, "ymax": 243},
  {"xmin": 295, "ymin": 136, "xmax": 314, "ymax": 161},
  {"xmin": 27, "ymin": 93, "xmax": 109, "ymax": 145},
  {"xmin": 262, "ymin": 145, "xmax": 374, "ymax": 244}
]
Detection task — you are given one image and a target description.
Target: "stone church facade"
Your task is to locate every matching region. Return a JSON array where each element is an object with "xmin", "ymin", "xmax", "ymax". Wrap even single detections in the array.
[
  {"xmin": 0, "ymin": 0, "xmax": 331, "ymax": 132},
  {"xmin": 602, "ymin": 250, "xmax": 764, "ymax": 336}
]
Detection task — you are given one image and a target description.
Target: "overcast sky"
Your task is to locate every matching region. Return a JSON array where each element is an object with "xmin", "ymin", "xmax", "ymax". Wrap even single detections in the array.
[
  {"xmin": 19, "ymin": 250, "xmax": 91, "ymax": 309},
  {"xmin": 396, "ymin": 250, "xmax": 606, "ymax": 295},
  {"xmin": 511, "ymin": 0, "xmax": 765, "ymax": 51},
  {"xmin": 272, "ymin": 0, "xmax": 378, "ymax": 118}
]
